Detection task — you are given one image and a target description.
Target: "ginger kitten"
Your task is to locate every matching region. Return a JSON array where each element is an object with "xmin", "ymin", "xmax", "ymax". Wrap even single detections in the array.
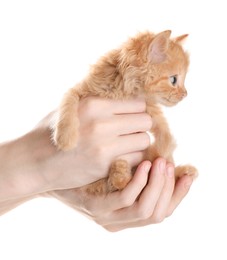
[{"xmin": 53, "ymin": 30, "xmax": 198, "ymax": 195}]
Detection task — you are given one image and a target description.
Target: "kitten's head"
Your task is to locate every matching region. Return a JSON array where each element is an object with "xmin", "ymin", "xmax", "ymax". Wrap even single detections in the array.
[{"xmin": 120, "ymin": 30, "xmax": 189, "ymax": 106}]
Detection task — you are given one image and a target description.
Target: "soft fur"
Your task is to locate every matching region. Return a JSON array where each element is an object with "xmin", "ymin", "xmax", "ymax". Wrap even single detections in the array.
[{"xmin": 53, "ymin": 30, "xmax": 198, "ymax": 195}]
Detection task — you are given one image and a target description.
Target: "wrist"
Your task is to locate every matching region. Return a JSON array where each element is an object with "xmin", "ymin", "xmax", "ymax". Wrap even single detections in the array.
[{"xmin": 0, "ymin": 129, "xmax": 54, "ymax": 201}]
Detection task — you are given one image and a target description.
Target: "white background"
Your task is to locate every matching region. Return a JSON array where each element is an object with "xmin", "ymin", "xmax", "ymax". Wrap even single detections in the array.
[{"xmin": 0, "ymin": 0, "xmax": 226, "ymax": 259}]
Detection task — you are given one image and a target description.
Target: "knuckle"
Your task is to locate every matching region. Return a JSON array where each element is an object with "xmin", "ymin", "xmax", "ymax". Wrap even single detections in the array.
[
  {"xmin": 80, "ymin": 97, "xmax": 99, "ymax": 118},
  {"xmin": 152, "ymin": 214, "xmax": 165, "ymax": 224},
  {"xmin": 94, "ymin": 145, "xmax": 106, "ymax": 159},
  {"xmin": 89, "ymin": 121, "xmax": 105, "ymax": 136},
  {"xmin": 165, "ymin": 210, "xmax": 173, "ymax": 218},
  {"xmin": 136, "ymin": 99, "xmax": 146, "ymax": 112},
  {"xmin": 82, "ymin": 201, "xmax": 95, "ymax": 213},
  {"xmin": 140, "ymin": 133, "xmax": 151, "ymax": 149},
  {"xmin": 103, "ymin": 226, "xmax": 120, "ymax": 233},
  {"xmin": 118, "ymin": 193, "xmax": 135, "ymax": 207},
  {"xmin": 136, "ymin": 206, "xmax": 153, "ymax": 220},
  {"xmin": 142, "ymin": 113, "xmax": 153, "ymax": 130},
  {"xmin": 94, "ymin": 218, "xmax": 104, "ymax": 226}
]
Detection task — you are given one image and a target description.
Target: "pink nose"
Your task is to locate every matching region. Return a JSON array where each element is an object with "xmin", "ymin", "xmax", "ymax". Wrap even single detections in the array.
[{"xmin": 182, "ymin": 90, "xmax": 187, "ymax": 98}]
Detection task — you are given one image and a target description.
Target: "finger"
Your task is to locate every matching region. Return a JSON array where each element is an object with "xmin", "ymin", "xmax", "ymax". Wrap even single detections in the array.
[
  {"xmin": 103, "ymin": 163, "xmax": 173, "ymax": 232},
  {"xmin": 102, "ymin": 164, "xmax": 175, "ymax": 232},
  {"xmin": 111, "ymin": 98, "xmax": 146, "ymax": 114},
  {"xmin": 118, "ymin": 151, "xmax": 144, "ymax": 168},
  {"xmin": 113, "ymin": 113, "xmax": 152, "ymax": 136},
  {"xmin": 102, "ymin": 158, "xmax": 166, "ymax": 226},
  {"xmin": 53, "ymin": 161, "xmax": 151, "ymax": 219},
  {"xmin": 150, "ymin": 163, "xmax": 175, "ymax": 222},
  {"xmin": 113, "ymin": 132, "xmax": 150, "ymax": 156},
  {"xmin": 166, "ymin": 175, "xmax": 193, "ymax": 217},
  {"xmin": 79, "ymin": 97, "xmax": 146, "ymax": 120},
  {"xmin": 88, "ymin": 113, "xmax": 152, "ymax": 137},
  {"xmin": 102, "ymin": 161, "xmax": 151, "ymax": 213},
  {"xmin": 133, "ymin": 158, "xmax": 167, "ymax": 219},
  {"xmin": 104, "ymin": 219, "xmax": 150, "ymax": 232}
]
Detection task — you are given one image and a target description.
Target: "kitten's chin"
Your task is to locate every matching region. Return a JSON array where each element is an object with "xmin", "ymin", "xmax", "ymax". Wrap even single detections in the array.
[
  {"xmin": 162, "ymin": 102, "xmax": 176, "ymax": 107},
  {"xmin": 159, "ymin": 98, "xmax": 178, "ymax": 107}
]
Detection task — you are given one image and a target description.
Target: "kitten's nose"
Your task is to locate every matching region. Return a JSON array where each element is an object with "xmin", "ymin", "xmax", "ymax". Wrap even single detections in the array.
[
  {"xmin": 182, "ymin": 90, "xmax": 187, "ymax": 98},
  {"xmin": 181, "ymin": 88, "xmax": 187, "ymax": 98}
]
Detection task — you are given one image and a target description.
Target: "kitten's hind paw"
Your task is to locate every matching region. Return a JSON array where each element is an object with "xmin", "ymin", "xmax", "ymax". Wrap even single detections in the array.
[
  {"xmin": 108, "ymin": 159, "xmax": 132, "ymax": 192},
  {"xmin": 175, "ymin": 165, "xmax": 198, "ymax": 180}
]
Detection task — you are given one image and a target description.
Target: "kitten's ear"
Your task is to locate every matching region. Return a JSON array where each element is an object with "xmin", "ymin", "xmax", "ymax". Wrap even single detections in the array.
[
  {"xmin": 148, "ymin": 30, "xmax": 171, "ymax": 64},
  {"xmin": 174, "ymin": 34, "xmax": 188, "ymax": 45}
]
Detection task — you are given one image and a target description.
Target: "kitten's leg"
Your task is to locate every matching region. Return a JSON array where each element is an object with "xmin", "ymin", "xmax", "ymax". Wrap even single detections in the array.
[
  {"xmin": 145, "ymin": 104, "xmax": 176, "ymax": 162},
  {"xmin": 175, "ymin": 165, "xmax": 198, "ymax": 180},
  {"xmin": 54, "ymin": 88, "xmax": 80, "ymax": 151},
  {"xmin": 83, "ymin": 178, "xmax": 109, "ymax": 195},
  {"xmin": 107, "ymin": 159, "xmax": 131, "ymax": 192},
  {"xmin": 81, "ymin": 160, "xmax": 131, "ymax": 195}
]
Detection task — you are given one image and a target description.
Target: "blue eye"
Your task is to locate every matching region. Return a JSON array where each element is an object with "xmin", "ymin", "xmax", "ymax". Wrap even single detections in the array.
[{"xmin": 170, "ymin": 75, "xmax": 177, "ymax": 86}]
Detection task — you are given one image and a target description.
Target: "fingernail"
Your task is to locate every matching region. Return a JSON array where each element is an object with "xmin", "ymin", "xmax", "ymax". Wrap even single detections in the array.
[
  {"xmin": 143, "ymin": 161, "xmax": 152, "ymax": 172},
  {"xmin": 167, "ymin": 166, "xmax": 174, "ymax": 178},
  {"xmin": 185, "ymin": 177, "xmax": 193, "ymax": 188},
  {"xmin": 159, "ymin": 159, "xmax": 166, "ymax": 172}
]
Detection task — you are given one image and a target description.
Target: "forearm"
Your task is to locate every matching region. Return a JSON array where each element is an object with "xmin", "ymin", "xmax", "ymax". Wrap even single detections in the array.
[
  {"xmin": 0, "ymin": 97, "xmax": 152, "ymax": 208},
  {"xmin": 0, "ymin": 195, "xmax": 37, "ymax": 216},
  {"xmin": 0, "ymin": 130, "xmax": 53, "ymax": 202}
]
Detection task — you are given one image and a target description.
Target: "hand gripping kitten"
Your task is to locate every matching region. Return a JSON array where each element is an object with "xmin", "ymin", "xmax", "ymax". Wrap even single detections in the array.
[{"xmin": 53, "ymin": 30, "xmax": 198, "ymax": 195}]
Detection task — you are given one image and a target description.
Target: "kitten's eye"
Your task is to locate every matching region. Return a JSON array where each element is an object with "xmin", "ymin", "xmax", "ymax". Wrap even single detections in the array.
[{"xmin": 170, "ymin": 75, "xmax": 178, "ymax": 86}]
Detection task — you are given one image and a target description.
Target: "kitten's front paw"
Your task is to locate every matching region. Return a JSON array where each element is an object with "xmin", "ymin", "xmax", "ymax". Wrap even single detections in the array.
[
  {"xmin": 54, "ymin": 127, "xmax": 79, "ymax": 151},
  {"xmin": 175, "ymin": 165, "xmax": 198, "ymax": 180}
]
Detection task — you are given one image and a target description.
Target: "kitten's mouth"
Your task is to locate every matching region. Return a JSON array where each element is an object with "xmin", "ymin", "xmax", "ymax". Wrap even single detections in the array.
[
  {"xmin": 164, "ymin": 97, "xmax": 174, "ymax": 103},
  {"xmin": 163, "ymin": 93, "xmax": 185, "ymax": 105},
  {"xmin": 162, "ymin": 97, "xmax": 179, "ymax": 106}
]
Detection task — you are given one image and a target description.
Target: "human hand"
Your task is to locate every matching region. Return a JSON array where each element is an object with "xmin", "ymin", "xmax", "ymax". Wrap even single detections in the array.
[
  {"xmin": 0, "ymin": 97, "xmax": 151, "ymax": 202},
  {"xmin": 31, "ymin": 97, "xmax": 152, "ymax": 191},
  {"xmin": 49, "ymin": 158, "xmax": 193, "ymax": 232}
]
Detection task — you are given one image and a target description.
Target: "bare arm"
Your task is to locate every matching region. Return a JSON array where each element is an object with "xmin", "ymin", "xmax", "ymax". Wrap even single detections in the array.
[{"xmin": 0, "ymin": 97, "xmax": 151, "ymax": 202}]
